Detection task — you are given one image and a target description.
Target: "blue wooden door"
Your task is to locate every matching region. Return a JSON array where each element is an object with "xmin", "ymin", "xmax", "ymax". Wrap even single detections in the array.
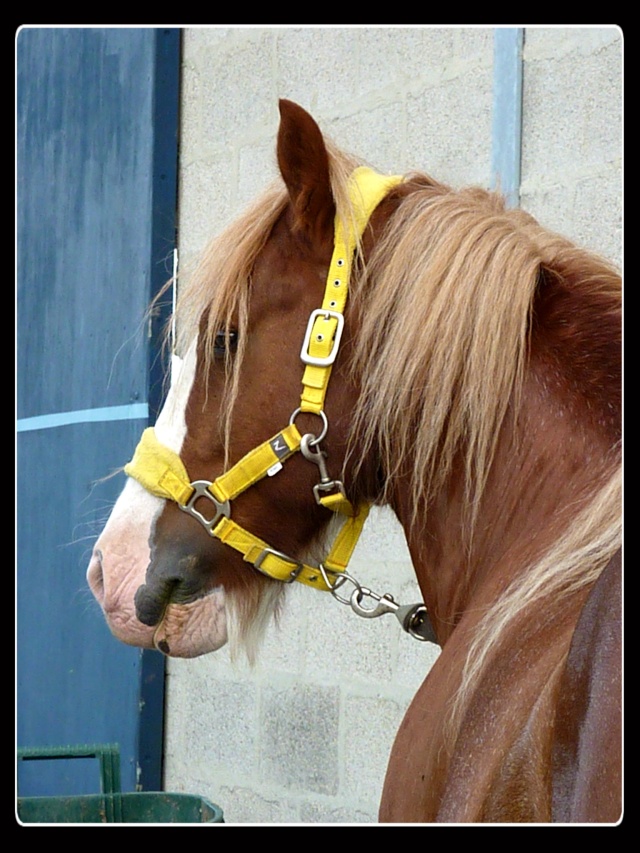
[{"xmin": 17, "ymin": 27, "xmax": 179, "ymax": 796}]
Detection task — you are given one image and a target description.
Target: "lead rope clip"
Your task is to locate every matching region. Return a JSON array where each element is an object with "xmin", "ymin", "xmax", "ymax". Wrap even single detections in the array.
[
  {"xmin": 318, "ymin": 565, "xmax": 437, "ymax": 643},
  {"xmin": 300, "ymin": 432, "xmax": 348, "ymax": 505}
]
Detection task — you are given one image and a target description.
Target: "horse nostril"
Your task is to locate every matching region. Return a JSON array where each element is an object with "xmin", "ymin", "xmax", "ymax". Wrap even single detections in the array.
[
  {"xmin": 87, "ymin": 549, "xmax": 105, "ymax": 603},
  {"xmin": 134, "ymin": 550, "xmax": 216, "ymax": 627},
  {"xmin": 134, "ymin": 577, "xmax": 180, "ymax": 627}
]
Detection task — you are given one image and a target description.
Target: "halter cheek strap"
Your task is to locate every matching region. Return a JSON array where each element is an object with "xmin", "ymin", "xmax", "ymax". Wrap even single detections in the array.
[
  {"xmin": 124, "ymin": 167, "xmax": 403, "ymax": 591},
  {"xmin": 299, "ymin": 167, "xmax": 403, "ymax": 414}
]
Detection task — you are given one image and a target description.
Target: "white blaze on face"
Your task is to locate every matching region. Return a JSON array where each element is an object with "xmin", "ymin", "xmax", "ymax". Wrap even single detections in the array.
[
  {"xmin": 154, "ymin": 350, "xmax": 192, "ymax": 452},
  {"xmin": 87, "ymin": 339, "xmax": 229, "ymax": 656}
]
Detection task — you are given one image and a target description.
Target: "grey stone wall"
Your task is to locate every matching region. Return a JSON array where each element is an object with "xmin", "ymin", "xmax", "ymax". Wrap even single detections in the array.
[{"xmin": 163, "ymin": 26, "xmax": 622, "ymax": 823}]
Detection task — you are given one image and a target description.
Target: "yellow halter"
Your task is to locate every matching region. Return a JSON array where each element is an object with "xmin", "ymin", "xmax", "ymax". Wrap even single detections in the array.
[{"xmin": 124, "ymin": 167, "xmax": 403, "ymax": 592}]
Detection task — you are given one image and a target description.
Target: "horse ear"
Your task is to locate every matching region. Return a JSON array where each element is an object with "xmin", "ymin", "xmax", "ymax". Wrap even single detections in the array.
[{"xmin": 277, "ymin": 99, "xmax": 335, "ymax": 241}]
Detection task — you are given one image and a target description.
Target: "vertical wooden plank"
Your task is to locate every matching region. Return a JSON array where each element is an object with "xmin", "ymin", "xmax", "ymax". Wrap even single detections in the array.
[
  {"xmin": 137, "ymin": 28, "xmax": 181, "ymax": 792},
  {"xmin": 17, "ymin": 27, "xmax": 179, "ymax": 797}
]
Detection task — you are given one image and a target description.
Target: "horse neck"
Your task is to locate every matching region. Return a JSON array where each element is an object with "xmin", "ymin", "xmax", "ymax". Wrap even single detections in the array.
[{"xmin": 389, "ymin": 355, "xmax": 619, "ymax": 646}]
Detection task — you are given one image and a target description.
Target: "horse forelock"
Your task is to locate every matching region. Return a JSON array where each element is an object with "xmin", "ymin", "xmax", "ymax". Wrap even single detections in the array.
[{"xmin": 172, "ymin": 142, "xmax": 363, "ymax": 463}]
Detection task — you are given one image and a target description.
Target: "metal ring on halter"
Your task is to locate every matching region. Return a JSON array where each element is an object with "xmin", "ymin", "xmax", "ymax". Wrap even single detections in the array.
[
  {"xmin": 289, "ymin": 407, "xmax": 328, "ymax": 446},
  {"xmin": 178, "ymin": 481, "xmax": 231, "ymax": 534},
  {"xmin": 318, "ymin": 564, "xmax": 361, "ymax": 605}
]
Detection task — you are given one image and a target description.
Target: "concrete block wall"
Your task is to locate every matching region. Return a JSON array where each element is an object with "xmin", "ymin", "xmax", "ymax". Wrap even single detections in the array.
[
  {"xmin": 520, "ymin": 28, "xmax": 622, "ymax": 263},
  {"xmin": 163, "ymin": 26, "xmax": 622, "ymax": 823}
]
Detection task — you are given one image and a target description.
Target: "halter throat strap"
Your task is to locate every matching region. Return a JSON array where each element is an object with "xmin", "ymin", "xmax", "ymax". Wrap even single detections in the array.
[{"xmin": 124, "ymin": 167, "xmax": 403, "ymax": 590}]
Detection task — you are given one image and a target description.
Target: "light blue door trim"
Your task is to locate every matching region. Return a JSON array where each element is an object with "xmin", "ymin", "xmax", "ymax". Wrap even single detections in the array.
[
  {"xmin": 17, "ymin": 403, "xmax": 149, "ymax": 432},
  {"xmin": 491, "ymin": 27, "xmax": 524, "ymax": 208}
]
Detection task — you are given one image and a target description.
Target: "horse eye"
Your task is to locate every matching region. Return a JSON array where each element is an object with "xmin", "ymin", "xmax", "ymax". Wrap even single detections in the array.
[{"xmin": 213, "ymin": 329, "xmax": 238, "ymax": 359}]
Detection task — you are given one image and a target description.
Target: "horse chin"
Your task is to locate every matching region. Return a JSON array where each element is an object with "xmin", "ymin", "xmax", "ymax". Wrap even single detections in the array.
[
  {"xmin": 151, "ymin": 590, "xmax": 228, "ymax": 658},
  {"xmin": 148, "ymin": 568, "xmax": 286, "ymax": 661}
]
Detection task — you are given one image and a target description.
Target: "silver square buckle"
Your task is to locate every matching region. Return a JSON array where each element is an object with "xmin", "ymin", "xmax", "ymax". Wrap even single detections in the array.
[
  {"xmin": 254, "ymin": 548, "xmax": 304, "ymax": 582},
  {"xmin": 300, "ymin": 309, "xmax": 345, "ymax": 367}
]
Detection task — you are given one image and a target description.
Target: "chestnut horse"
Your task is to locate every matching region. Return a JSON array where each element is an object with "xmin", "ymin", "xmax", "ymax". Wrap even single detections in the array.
[{"xmin": 87, "ymin": 100, "xmax": 621, "ymax": 823}]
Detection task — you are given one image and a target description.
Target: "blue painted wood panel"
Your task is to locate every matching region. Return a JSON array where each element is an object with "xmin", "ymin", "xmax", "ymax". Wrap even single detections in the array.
[{"xmin": 17, "ymin": 27, "xmax": 179, "ymax": 797}]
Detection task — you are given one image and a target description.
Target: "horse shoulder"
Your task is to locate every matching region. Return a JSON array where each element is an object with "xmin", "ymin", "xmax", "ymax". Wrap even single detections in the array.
[
  {"xmin": 380, "ymin": 602, "xmax": 583, "ymax": 822},
  {"xmin": 379, "ymin": 646, "xmax": 463, "ymax": 822},
  {"xmin": 380, "ymin": 617, "xmax": 566, "ymax": 822},
  {"xmin": 438, "ymin": 637, "xmax": 571, "ymax": 822},
  {"xmin": 551, "ymin": 549, "xmax": 622, "ymax": 823}
]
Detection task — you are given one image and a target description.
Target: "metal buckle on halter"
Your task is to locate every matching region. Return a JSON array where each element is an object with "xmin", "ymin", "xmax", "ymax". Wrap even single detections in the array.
[
  {"xmin": 254, "ymin": 548, "xmax": 304, "ymax": 582},
  {"xmin": 300, "ymin": 309, "xmax": 345, "ymax": 367},
  {"xmin": 179, "ymin": 481, "xmax": 231, "ymax": 535}
]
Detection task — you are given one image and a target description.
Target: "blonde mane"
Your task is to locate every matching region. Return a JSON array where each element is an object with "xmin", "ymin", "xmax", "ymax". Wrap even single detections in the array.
[
  {"xmin": 351, "ymin": 182, "xmax": 539, "ymax": 530},
  {"xmin": 175, "ymin": 141, "xmax": 621, "ymax": 692},
  {"xmin": 175, "ymin": 140, "xmax": 361, "ymax": 352},
  {"xmin": 347, "ymin": 174, "xmax": 621, "ymax": 723}
]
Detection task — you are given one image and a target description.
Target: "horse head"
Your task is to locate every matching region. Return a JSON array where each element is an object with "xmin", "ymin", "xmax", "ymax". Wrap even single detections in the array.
[{"xmin": 87, "ymin": 100, "xmax": 390, "ymax": 659}]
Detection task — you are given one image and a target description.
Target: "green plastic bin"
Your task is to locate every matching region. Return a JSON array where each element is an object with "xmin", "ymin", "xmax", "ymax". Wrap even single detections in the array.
[
  {"xmin": 18, "ymin": 792, "xmax": 224, "ymax": 824},
  {"xmin": 17, "ymin": 745, "xmax": 224, "ymax": 824}
]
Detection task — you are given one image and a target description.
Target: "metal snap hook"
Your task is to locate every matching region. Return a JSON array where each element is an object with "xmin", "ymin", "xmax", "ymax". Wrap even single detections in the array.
[
  {"xmin": 318, "ymin": 565, "xmax": 437, "ymax": 643},
  {"xmin": 300, "ymin": 433, "xmax": 330, "ymax": 475},
  {"xmin": 300, "ymin": 433, "xmax": 348, "ymax": 506},
  {"xmin": 349, "ymin": 587, "xmax": 400, "ymax": 619}
]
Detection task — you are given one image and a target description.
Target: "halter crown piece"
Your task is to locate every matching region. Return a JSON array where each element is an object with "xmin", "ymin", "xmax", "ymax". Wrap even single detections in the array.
[{"xmin": 124, "ymin": 168, "xmax": 436, "ymax": 641}]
